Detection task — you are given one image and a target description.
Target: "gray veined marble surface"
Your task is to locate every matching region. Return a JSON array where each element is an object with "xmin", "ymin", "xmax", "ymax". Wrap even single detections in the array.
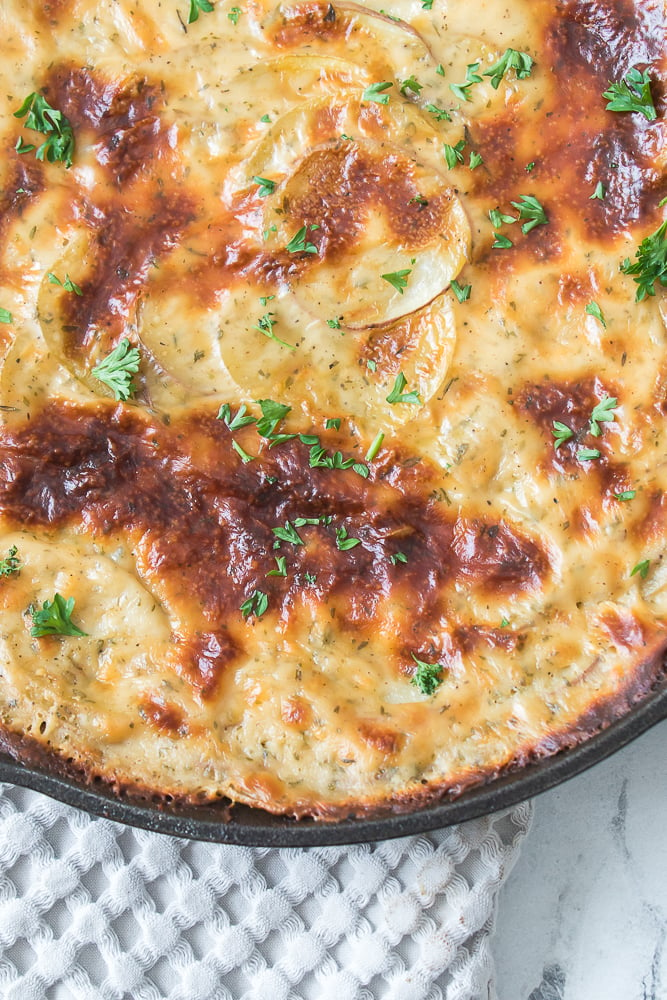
[{"xmin": 493, "ymin": 720, "xmax": 667, "ymax": 1000}]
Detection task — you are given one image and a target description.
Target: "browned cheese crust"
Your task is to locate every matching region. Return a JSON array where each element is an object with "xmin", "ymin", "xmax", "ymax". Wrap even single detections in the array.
[{"xmin": 0, "ymin": 0, "xmax": 664, "ymax": 818}]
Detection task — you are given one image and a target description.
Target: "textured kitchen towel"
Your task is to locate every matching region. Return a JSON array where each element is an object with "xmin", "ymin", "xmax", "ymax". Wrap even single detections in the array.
[{"xmin": 0, "ymin": 784, "xmax": 531, "ymax": 1000}]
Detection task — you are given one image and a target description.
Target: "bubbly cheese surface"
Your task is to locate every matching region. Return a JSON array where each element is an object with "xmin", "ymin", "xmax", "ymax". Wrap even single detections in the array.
[{"xmin": 0, "ymin": 0, "xmax": 665, "ymax": 817}]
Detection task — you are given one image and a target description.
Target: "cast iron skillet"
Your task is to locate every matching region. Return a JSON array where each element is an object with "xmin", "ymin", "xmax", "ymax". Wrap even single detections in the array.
[{"xmin": 1, "ymin": 680, "xmax": 665, "ymax": 846}]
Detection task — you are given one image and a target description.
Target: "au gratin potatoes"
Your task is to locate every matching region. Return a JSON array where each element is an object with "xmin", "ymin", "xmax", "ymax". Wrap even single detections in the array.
[{"xmin": 0, "ymin": 0, "xmax": 664, "ymax": 818}]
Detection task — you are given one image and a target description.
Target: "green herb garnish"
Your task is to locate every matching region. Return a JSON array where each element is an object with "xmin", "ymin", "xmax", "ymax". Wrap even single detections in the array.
[
  {"xmin": 231, "ymin": 439, "xmax": 254, "ymax": 463},
  {"xmin": 240, "ymin": 589, "xmax": 268, "ymax": 618},
  {"xmin": 552, "ymin": 421, "xmax": 573, "ymax": 449},
  {"xmin": 365, "ymin": 431, "xmax": 384, "ymax": 462},
  {"xmin": 425, "ymin": 103, "xmax": 451, "ymax": 121},
  {"xmin": 483, "ymin": 48, "xmax": 534, "ymax": 90},
  {"xmin": 252, "ymin": 176, "xmax": 275, "ymax": 196},
  {"xmin": 589, "ymin": 396, "xmax": 617, "ymax": 436},
  {"xmin": 590, "ymin": 182, "xmax": 606, "ymax": 201},
  {"xmin": 410, "ymin": 654, "xmax": 443, "ymax": 695},
  {"xmin": 400, "ymin": 75, "xmax": 423, "ymax": 97},
  {"xmin": 450, "ymin": 280, "xmax": 471, "ymax": 302},
  {"xmin": 615, "ymin": 490, "xmax": 636, "ymax": 501},
  {"xmin": 585, "ymin": 302, "xmax": 607, "ymax": 328},
  {"xmin": 620, "ymin": 219, "xmax": 667, "ymax": 301},
  {"xmin": 631, "ymin": 559, "xmax": 650, "ymax": 580},
  {"xmin": 47, "ymin": 272, "xmax": 82, "ymax": 295},
  {"xmin": 443, "ymin": 139, "xmax": 465, "ymax": 169},
  {"xmin": 273, "ymin": 521, "xmax": 304, "ymax": 546},
  {"xmin": 14, "ymin": 93, "xmax": 75, "ymax": 168},
  {"xmin": 386, "ymin": 372, "xmax": 421, "ymax": 405},
  {"xmin": 285, "ymin": 224, "xmax": 319, "ymax": 254},
  {"xmin": 578, "ymin": 448, "xmax": 601, "ymax": 461},
  {"xmin": 0, "ymin": 546, "xmax": 20, "ymax": 577},
  {"xmin": 217, "ymin": 403, "xmax": 256, "ymax": 430},
  {"xmin": 603, "ymin": 67, "xmax": 656, "ymax": 121},
  {"xmin": 381, "ymin": 269, "xmax": 411, "ymax": 294},
  {"xmin": 227, "ymin": 5, "xmax": 241, "ymax": 23},
  {"xmin": 362, "ymin": 81, "xmax": 393, "ymax": 105},
  {"xmin": 253, "ymin": 312, "xmax": 295, "ymax": 350},
  {"xmin": 335, "ymin": 526, "xmax": 361, "ymax": 550},
  {"xmin": 0, "ymin": 309, "xmax": 12, "ymax": 324},
  {"xmin": 266, "ymin": 556, "xmax": 288, "ymax": 577},
  {"xmin": 511, "ymin": 194, "xmax": 548, "ymax": 233},
  {"xmin": 492, "ymin": 233, "xmax": 513, "ymax": 249},
  {"xmin": 188, "ymin": 0, "xmax": 214, "ymax": 21},
  {"xmin": 30, "ymin": 594, "xmax": 87, "ymax": 637},
  {"xmin": 92, "ymin": 338, "xmax": 140, "ymax": 401},
  {"xmin": 390, "ymin": 551, "xmax": 408, "ymax": 565}
]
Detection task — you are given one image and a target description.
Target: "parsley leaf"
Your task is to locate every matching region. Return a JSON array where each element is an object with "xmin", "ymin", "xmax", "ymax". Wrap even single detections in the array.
[
  {"xmin": 14, "ymin": 93, "xmax": 75, "ymax": 168},
  {"xmin": 585, "ymin": 301, "xmax": 607, "ymax": 327},
  {"xmin": 227, "ymin": 5, "xmax": 241, "ymax": 23},
  {"xmin": 552, "ymin": 420, "xmax": 574, "ymax": 449},
  {"xmin": 450, "ymin": 62, "xmax": 482, "ymax": 102},
  {"xmin": 603, "ymin": 67, "xmax": 656, "ymax": 121},
  {"xmin": 240, "ymin": 589, "xmax": 268, "ymax": 618},
  {"xmin": 273, "ymin": 521, "xmax": 304, "ymax": 546},
  {"xmin": 631, "ymin": 558, "xmax": 650, "ymax": 580},
  {"xmin": 410, "ymin": 654, "xmax": 443, "ymax": 695},
  {"xmin": 325, "ymin": 417, "xmax": 341, "ymax": 430},
  {"xmin": 0, "ymin": 308, "xmax": 12, "ymax": 324},
  {"xmin": 256, "ymin": 399, "xmax": 293, "ymax": 439},
  {"xmin": 381, "ymin": 269, "xmax": 411, "ymax": 294},
  {"xmin": 589, "ymin": 396, "xmax": 617, "ymax": 436},
  {"xmin": 362, "ymin": 81, "xmax": 393, "ymax": 105},
  {"xmin": 450, "ymin": 279, "xmax": 471, "ymax": 302},
  {"xmin": 335, "ymin": 526, "xmax": 361, "ymax": 550},
  {"xmin": 425, "ymin": 103, "xmax": 451, "ymax": 121},
  {"xmin": 365, "ymin": 431, "xmax": 384, "ymax": 462},
  {"xmin": 327, "ymin": 316, "xmax": 342, "ymax": 329},
  {"xmin": 30, "ymin": 593, "xmax": 87, "ymax": 637},
  {"xmin": 469, "ymin": 150, "xmax": 483, "ymax": 170},
  {"xmin": 92, "ymin": 338, "xmax": 141, "ymax": 401},
  {"xmin": 251, "ymin": 175, "xmax": 275, "ymax": 196},
  {"xmin": 400, "ymin": 75, "xmax": 423, "ymax": 97},
  {"xmin": 386, "ymin": 372, "xmax": 421, "ymax": 405},
  {"xmin": 266, "ymin": 555, "xmax": 288, "ymax": 577},
  {"xmin": 390, "ymin": 551, "xmax": 408, "ymax": 565},
  {"xmin": 443, "ymin": 139, "xmax": 465, "ymax": 169},
  {"xmin": 0, "ymin": 546, "xmax": 20, "ymax": 577},
  {"xmin": 217, "ymin": 403, "xmax": 257, "ymax": 430},
  {"xmin": 492, "ymin": 233, "xmax": 513, "ymax": 249},
  {"xmin": 590, "ymin": 181, "xmax": 606, "ymax": 200},
  {"xmin": 253, "ymin": 311, "xmax": 295, "ymax": 350},
  {"xmin": 489, "ymin": 207, "xmax": 516, "ymax": 227},
  {"xmin": 615, "ymin": 490, "xmax": 636, "ymax": 501},
  {"xmin": 484, "ymin": 48, "xmax": 534, "ymax": 89},
  {"xmin": 511, "ymin": 194, "xmax": 548, "ymax": 233},
  {"xmin": 48, "ymin": 272, "xmax": 82, "ymax": 295},
  {"xmin": 578, "ymin": 448, "xmax": 601, "ymax": 461},
  {"xmin": 188, "ymin": 0, "xmax": 214, "ymax": 22},
  {"xmin": 285, "ymin": 224, "xmax": 319, "ymax": 254},
  {"xmin": 231, "ymin": 439, "xmax": 254, "ymax": 463},
  {"xmin": 620, "ymin": 219, "xmax": 667, "ymax": 301}
]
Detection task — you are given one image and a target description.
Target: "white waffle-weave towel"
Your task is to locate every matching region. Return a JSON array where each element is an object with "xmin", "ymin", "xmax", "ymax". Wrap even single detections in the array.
[{"xmin": 0, "ymin": 784, "xmax": 531, "ymax": 1000}]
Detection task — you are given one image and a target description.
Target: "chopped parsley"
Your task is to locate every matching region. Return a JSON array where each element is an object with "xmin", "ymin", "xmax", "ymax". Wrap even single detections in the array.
[
  {"xmin": 253, "ymin": 311, "xmax": 295, "ymax": 350},
  {"xmin": 511, "ymin": 194, "xmax": 548, "ymax": 234},
  {"xmin": 301, "ymin": 435, "xmax": 368, "ymax": 477},
  {"xmin": 0, "ymin": 546, "xmax": 20, "ymax": 577},
  {"xmin": 217, "ymin": 403, "xmax": 256, "ymax": 430},
  {"xmin": 615, "ymin": 490, "xmax": 636, "ymax": 501},
  {"xmin": 425, "ymin": 103, "xmax": 451, "ymax": 121},
  {"xmin": 92, "ymin": 338, "xmax": 141, "ymax": 401},
  {"xmin": 227, "ymin": 5, "xmax": 241, "ymax": 24},
  {"xmin": 620, "ymin": 219, "xmax": 667, "ymax": 301},
  {"xmin": 589, "ymin": 396, "xmax": 617, "ymax": 436},
  {"xmin": 335, "ymin": 526, "xmax": 361, "ymax": 550},
  {"xmin": 590, "ymin": 181, "xmax": 606, "ymax": 201},
  {"xmin": 0, "ymin": 309, "xmax": 12, "ymax": 324},
  {"xmin": 585, "ymin": 301, "xmax": 607, "ymax": 328},
  {"xmin": 188, "ymin": 0, "xmax": 214, "ymax": 22},
  {"xmin": 450, "ymin": 279, "xmax": 471, "ymax": 302},
  {"xmin": 492, "ymin": 233, "xmax": 513, "ymax": 249},
  {"xmin": 256, "ymin": 399, "xmax": 293, "ymax": 441},
  {"xmin": 489, "ymin": 207, "xmax": 516, "ymax": 228},
  {"xmin": 231, "ymin": 439, "xmax": 254, "ymax": 463},
  {"xmin": 260, "ymin": 114, "xmax": 271, "ymax": 124},
  {"xmin": 14, "ymin": 93, "xmax": 75, "ymax": 168},
  {"xmin": 47, "ymin": 272, "xmax": 82, "ymax": 295},
  {"xmin": 266, "ymin": 555, "xmax": 288, "ymax": 577},
  {"xmin": 552, "ymin": 421, "xmax": 574, "ymax": 449},
  {"xmin": 631, "ymin": 559, "xmax": 650, "ymax": 580},
  {"xmin": 327, "ymin": 317, "xmax": 342, "ymax": 329},
  {"xmin": 421, "ymin": 0, "xmax": 433, "ymax": 8},
  {"xmin": 273, "ymin": 521, "xmax": 304, "ymax": 546},
  {"xmin": 325, "ymin": 417, "xmax": 341, "ymax": 430},
  {"xmin": 410, "ymin": 654, "xmax": 443, "ymax": 695},
  {"xmin": 469, "ymin": 150, "xmax": 483, "ymax": 170},
  {"xmin": 362, "ymin": 81, "xmax": 393, "ymax": 105},
  {"xmin": 251, "ymin": 176, "xmax": 275, "ymax": 196},
  {"xmin": 381, "ymin": 269, "xmax": 411, "ymax": 294},
  {"xmin": 400, "ymin": 75, "xmax": 423, "ymax": 97},
  {"xmin": 365, "ymin": 431, "xmax": 384, "ymax": 462},
  {"xmin": 484, "ymin": 48, "xmax": 534, "ymax": 90},
  {"xmin": 577, "ymin": 448, "xmax": 601, "ymax": 461},
  {"xmin": 285, "ymin": 224, "xmax": 319, "ymax": 254},
  {"xmin": 30, "ymin": 594, "xmax": 87, "ymax": 637},
  {"xmin": 386, "ymin": 372, "xmax": 421, "ymax": 405},
  {"xmin": 603, "ymin": 68, "xmax": 656, "ymax": 121},
  {"xmin": 390, "ymin": 551, "xmax": 408, "ymax": 565},
  {"xmin": 450, "ymin": 61, "xmax": 482, "ymax": 102},
  {"xmin": 443, "ymin": 139, "xmax": 465, "ymax": 169},
  {"xmin": 240, "ymin": 589, "xmax": 268, "ymax": 618}
]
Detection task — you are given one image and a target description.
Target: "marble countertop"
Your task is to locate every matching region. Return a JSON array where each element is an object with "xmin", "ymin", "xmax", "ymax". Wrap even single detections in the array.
[{"xmin": 493, "ymin": 719, "xmax": 667, "ymax": 1000}]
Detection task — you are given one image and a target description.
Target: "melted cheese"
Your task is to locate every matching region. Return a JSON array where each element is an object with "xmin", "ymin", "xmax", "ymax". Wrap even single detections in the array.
[{"xmin": 0, "ymin": 0, "xmax": 665, "ymax": 817}]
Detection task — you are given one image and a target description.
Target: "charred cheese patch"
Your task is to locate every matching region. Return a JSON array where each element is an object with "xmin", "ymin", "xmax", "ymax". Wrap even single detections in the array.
[{"xmin": 0, "ymin": 0, "xmax": 665, "ymax": 818}]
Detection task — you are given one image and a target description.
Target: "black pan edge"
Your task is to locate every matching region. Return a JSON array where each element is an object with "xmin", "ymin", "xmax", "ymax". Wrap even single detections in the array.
[{"xmin": 0, "ymin": 681, "xmax": 665, "ymax": 846}]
